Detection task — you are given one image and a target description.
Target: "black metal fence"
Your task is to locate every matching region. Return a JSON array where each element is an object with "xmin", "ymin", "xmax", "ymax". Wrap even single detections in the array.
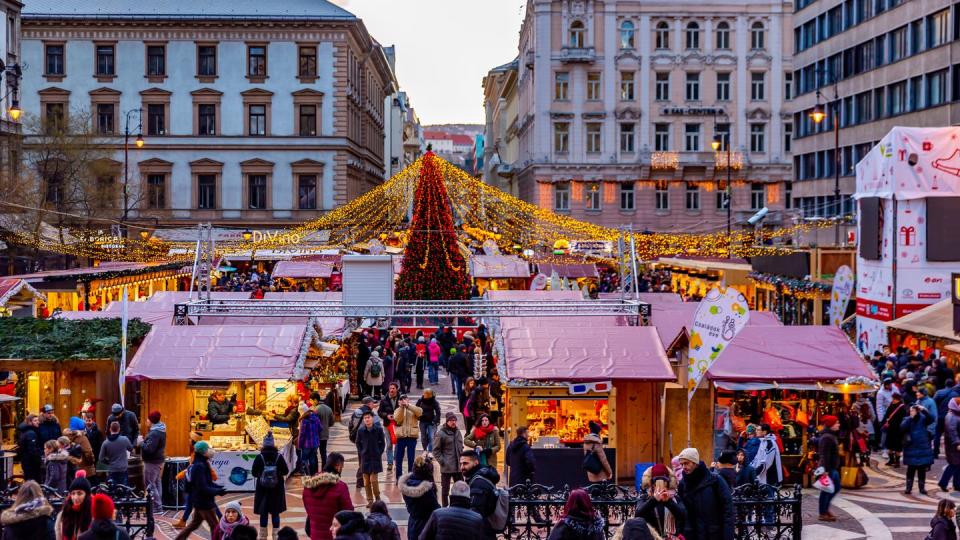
[
  {"xmin": 502, "ymin": 481, "xmax": 802, "ymax": 540},
  {"xmin": 0, "ymin": 481, "xmax": 155, "ymax": 539}
]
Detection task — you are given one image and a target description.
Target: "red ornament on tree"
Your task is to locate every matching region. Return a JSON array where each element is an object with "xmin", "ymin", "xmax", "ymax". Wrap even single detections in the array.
[{"xmin": 395, "ymin": 152, "xmax": 472, "ymax": 300}]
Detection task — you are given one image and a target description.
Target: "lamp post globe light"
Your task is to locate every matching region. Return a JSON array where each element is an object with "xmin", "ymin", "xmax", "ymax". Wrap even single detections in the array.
[{"xmin": 808, "ymin": 71, "xmax": 842, "ymax": 247}]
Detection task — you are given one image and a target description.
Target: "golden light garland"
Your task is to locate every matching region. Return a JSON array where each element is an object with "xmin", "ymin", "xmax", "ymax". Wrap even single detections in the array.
[{"xmin": 3, "ymin": 154, "xmax": 834, "ymax": 262}]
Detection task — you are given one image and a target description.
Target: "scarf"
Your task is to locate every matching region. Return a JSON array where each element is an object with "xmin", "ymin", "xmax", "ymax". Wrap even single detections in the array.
[
  {"xmin": 217, "ymin": 513, "xmax": 249, "ymax": 539},
  {"xmin": 61, "ymin": 500, "xmax": 92, "ymax": 540},
  {"xmin": 472, "ymin": 423, "xmax": 496, "ymax": 441}
]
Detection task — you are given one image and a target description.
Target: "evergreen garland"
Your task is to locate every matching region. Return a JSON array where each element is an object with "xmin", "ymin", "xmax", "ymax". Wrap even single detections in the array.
[{"xmin": 0, "ymin": 318, "xmax": 152, "ymax": 359}]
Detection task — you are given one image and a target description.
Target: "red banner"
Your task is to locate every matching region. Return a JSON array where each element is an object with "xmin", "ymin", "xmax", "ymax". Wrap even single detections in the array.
[{"xmin": 856, "ymin": 299, "xmax": 935, "ymax": 320}]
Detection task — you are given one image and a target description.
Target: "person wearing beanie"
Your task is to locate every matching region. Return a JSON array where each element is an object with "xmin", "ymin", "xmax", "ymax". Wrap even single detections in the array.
[
  {"xmin": 174, "ymin": 440, "xmax": 226, "ymax": 540},
  {"xmin": 817, "ymin": 414, "xmax": 842, "ymax": 520},
  {"xmin": 675, "ymin": 447, "xmax": 734, "ymax": 540},
  {"xmin": 399, "ymin": 454, "xmax": 439, "ymax": 540},
  {"xmin": 276, "ymin": 527, "xmax": 299, "ymax": 540},
  {"xmin": 106, "ymin": 404, "xmax": 139, "ymax": 449},
  {"xmin": 431, "ymin": 412, "xmax": 463, "ymax": 506},
  {"xmin": 65, "ymin": 418, "xmax": 96, "ymax": 479},
  {"xmin": 213, "ymin": 500, "xmax": 250, "ymax": 540},
  {"xmin": 78, "ymin": 494, "xmax": 130, "ymax": 540},
  {"xmin": 142, "ymin": 410, "xmax": 166, "ymax": 513},
  {"xmin": 331, "ymin": 510, "xmax": 370, "ymax": 540},
  {"xmin": 252, "ymin": 431, "xmax": 290, "ymax": 539},
  {"xmin": 635, "ymin": 464, "xmax": 685, "ymax": 539},
  {"xmin": 56, "ymin": 470, "xmax": 93, "ymax": 540},
  {"xmin": 299, "ymin": 404, "xmax": 323, "ymax": 476},
  {"xmin": 419, "ymin": 480, "xmax": 484, "ymax": 540},
  {"xmin": 582, "ymin": 432, "xmax": 613, "ymax": 484},
  {"xmin": 69, "ymin": 417, "xmax": 86, "ymax": 432},
  {"xmin": 711, "ymin": 451, "xmax": 738, "ymax": 491}
]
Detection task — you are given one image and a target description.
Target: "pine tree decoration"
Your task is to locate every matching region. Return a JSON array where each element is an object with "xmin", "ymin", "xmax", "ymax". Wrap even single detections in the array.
[{"xmin": 395, "ymin": 152, "xmax": 472, "ymax": 300}]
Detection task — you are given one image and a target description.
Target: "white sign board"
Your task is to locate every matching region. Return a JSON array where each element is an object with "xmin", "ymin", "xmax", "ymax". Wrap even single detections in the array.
[{"xmin": 342, "ymin": 255, "xmax": 394, "ymax": 317}]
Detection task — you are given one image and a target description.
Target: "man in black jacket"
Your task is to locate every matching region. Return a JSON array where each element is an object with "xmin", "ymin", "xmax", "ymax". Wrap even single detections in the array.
[
  {"xmin": 174, "ymin": 441, "xmax": 225, "ymax": 540},
  {"xmin": 675, "ymin": 448, "xmax": 734, "ymax": 540},
  {"xmin": 108, "ymin": 403, "xmax": 141, "ymax": 445},
  {"xmin": 505, "ymin": 426, "xmax": 535, "ymax": 487},
  {"xmin": 460, "ymin": 450, "xmax": 500, "ymax": 540},
  {"xmin": 448, "ymin": 346, "xmax": 469, "ymax": 399},
  {"xmin": 379, "ymin": 383, "xmax": 400, "ymax": 473},
  {"xmin": 38, "ymin": 404, "xmax": 62, "ymax": 446},
  {"xmin": 16, "ymin": 415, "xmax": 41, "ymax": 482},
  {"xmin": 419, "ymin": 480, "xmax": 484, "ymax": 540}
]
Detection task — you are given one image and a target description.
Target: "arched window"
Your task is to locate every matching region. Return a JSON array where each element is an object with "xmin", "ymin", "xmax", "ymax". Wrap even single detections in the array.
[
  {"xmin": 685, "ymin": 21, "xmax": 700, "ymax": 50},
  {"xmin": 655, "ymin": 21, "xmax": 670, "ymax": 50},
  {"xmin": 569, "ymin": 20, "xmax": 585, "ymax": 48},
  {"xmin": 620, "ymin": 20, "xmax": 635, "ymax": 49},
  {"xmin": 715, "ymin": 21, "xmax": 730, "ymax": 50},
  {"xmin": 751, "ymin": 21, "xmax": 765, "ymax": 50}
]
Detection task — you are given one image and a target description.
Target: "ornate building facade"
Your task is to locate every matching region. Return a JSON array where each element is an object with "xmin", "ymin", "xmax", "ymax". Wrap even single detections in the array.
[{"xmin": 508, "ymin": 0, "xmax": 797, "ymax": 232}]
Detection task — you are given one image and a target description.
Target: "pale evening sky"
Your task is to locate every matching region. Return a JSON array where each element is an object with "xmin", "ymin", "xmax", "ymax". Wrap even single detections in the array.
[{"xmin": 332, "ymin": 0, "xmax": 526, "ymax": 125}]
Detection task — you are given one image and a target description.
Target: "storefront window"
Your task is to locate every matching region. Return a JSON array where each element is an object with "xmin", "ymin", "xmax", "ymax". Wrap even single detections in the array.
[{"xmin": 526, "ymin": 398, "xmax": 609, "ymax": 446}]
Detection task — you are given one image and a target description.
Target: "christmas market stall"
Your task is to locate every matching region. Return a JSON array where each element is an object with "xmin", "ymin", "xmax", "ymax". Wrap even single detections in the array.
[
  {"xmin": 0, "ymin": 279, "xmax": 45, "ymax": 318},
  {"xmin": 469, "ymin": 255, "xmax": 531, "ymax": 294},
  {"xmin": 7, "ymin": 262, "xmax": 189, "ymax": 314},
  {"xmin": 653, "ymin": 257, "xmax": 754, "ymax": 303},
  {"xmin": 125, "ymin": 323, "xmax": 322, "ymax": 491},
  {"xmin": 271, "ymin": 258, "xmax": 340, "ymax": 292},
  {"xmin": 499, "ymin": 316, "xmax": 674, "ymax": 488},
  {"xmin": 885, "ymin": 300, "xmax": 960, "ymax": 368},
  {"xmin": 533, "ymin": 260, "xmax": 599, "ymax": 291}
]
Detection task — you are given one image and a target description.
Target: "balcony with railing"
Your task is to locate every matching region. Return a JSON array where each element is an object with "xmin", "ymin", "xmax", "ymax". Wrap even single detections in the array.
[{"xmin": 558, "ymin": 46, "xmax": 596, "ymax": 63}]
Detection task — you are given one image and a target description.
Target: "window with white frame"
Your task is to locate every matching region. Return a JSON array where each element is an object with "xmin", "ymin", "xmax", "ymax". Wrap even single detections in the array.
[
  {"xmin": 655, "ymin": 123, "xmax": 670, "ymax": 151},
  {"xmin": 715, "ymin": 21, "xmax": 730, "ymax": 49},
  {"xmin": 715, "ymin": 123, "xmax": 730, "ymax": 151},
  {"xmin": 620, "ymin": 123, "xmax": 635, "ymax": 153},
  {"xmin": 716, "ymin": 181, "xmax": 729, "ymax": 209},
  {"xmin": 620, "ymin": 20, "xmax": 635, "ymax": 49},
  {"xmin": 751, "ymin": 182, "xmax": 766, "ymax": 210},
  {"xmin": 569, "ymin": 21, "xmax": 585, "ymax": 48},
  {"xmin": 554, "ymin": 72, "xmax": 569, "ymax": 100},
  {"xmin": 555, "ymin": 182, "xmax": 570, "ymax": 211},
  {"xmin": 554, "ymin": 122, "xmax": 570, "ymax": 153},
  {"xmin": 750, "ymin": 123, "xmax": 766, "ymax": 152},
  {"xmin": 686, "ymin": 22, "xmax": 701, "ymax": 50},
  {"xmin": 620, "ymin": 71, "xmax": 635, "ymax": 100},
  {"xmin": 784, "ymin": 72, "xmax": 793, "ymax": 100},
  {"xmin": 655, "ymin": 181, "xmax": 669, "ymax": 209},
  {"xmin": 655, "ymin": 21, "xmax": 670, "ymax": 50},
  {"xmin": 685, "ymin": 123, "xmax": 701, "ymax": 151},
  {"xmin": 620, "ymin": 183, "xmax": 635, "ymax": 211},
  {"xmin": 685, "ymin": 182, "xmax": 700, "ymax": 210},
  {"xmin": 586, "ymin": 122, "xmax": 602, "ymax": 153},
  {"xmin": 751, "ymin": 72, "xmax": 765, "ymax": 101},
  {"xmin": 587, "ymin": 72, "xmax": 601, "ymax": 100},
  {"xmin": 751, "ymin": 21, "xmax": 765, "ymax": 49},
  {"xmin": 716, "ymin": 72, "xmax": 730, "ymax": 101},
  {"xmin": 685, "ymin": 72, "xmax": 700, "ymax": 101},
  {"xmin": 585, "ymin": 183, "xmax": 601, "ymax": 210},
  {"xmin": 656, "ymin": 72, "xmax": 670, "ymax": 101}
]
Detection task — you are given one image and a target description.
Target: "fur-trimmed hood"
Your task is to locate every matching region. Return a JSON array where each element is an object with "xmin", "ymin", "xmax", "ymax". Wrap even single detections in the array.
[
  {"xmin": 45, "ymin": 449, "xmax": 70, "ymax": 462},
  {"xmin": 398, "ymin": 473, "xmax": 435, "ymax": 498},
  {"xmin": 303, "ymin": 472, "xmax": 342, "ymax": 489},
  {"xmin": 1, "ymin": 499, "xmax": 53, "ymax": 525}
]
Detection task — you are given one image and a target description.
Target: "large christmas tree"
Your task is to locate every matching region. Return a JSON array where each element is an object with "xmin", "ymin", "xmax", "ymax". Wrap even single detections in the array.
[{"xmin": 395, "ymin": 152, "xmax": 471, "ymax": 300}]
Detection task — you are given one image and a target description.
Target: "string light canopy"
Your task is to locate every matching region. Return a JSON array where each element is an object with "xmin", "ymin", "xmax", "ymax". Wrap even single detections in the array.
[{"xmin": 3, "ymin": 154, "xmax": 832, "ymax": 262}]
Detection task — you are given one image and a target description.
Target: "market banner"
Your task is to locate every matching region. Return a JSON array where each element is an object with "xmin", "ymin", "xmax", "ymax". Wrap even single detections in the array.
[
  {"xmin": 828, "ymin": 265, "xmax": 854, "ymax": 327},
  {"xmin": 688, "ymin": 286, "xmax": 750, "ymax": 401}
]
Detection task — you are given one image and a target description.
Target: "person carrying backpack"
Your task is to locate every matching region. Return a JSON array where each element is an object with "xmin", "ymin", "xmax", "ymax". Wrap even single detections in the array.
[
  {"xmin": 364, "ymin": 351, "xmax": 385, "ymax": 399},
  {"xmin": 582, "ymin": 433, "xmax": 613, "ymax": 484},
  {"xmin": 252, "ymin": 432, "xmax": 290, "ymax": 539},
  {"xmin": 460, "ymin": 450, "xmax": 507, "ymax": 540},
  {"xmin": 299, "ymin": 405, "xmax": 323, "ymax": 476}
]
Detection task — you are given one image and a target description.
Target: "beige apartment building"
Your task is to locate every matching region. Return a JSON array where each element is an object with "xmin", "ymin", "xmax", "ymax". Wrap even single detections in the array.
[
  {"xmin": 790, "ymin": 0, "xmax": 960, "ymax": 246},
  {"xmin": 493, "ymin": 0, "xmax": 797, "ymax": 233}
]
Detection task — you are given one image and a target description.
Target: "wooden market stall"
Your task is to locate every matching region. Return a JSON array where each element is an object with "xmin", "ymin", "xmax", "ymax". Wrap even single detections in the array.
[
  {"xmin": 470, "ymin": 255, "xmax": 531, "ymax": 294},
  {"xmin": 271, "ymin": 259, "xmax": 339, "ymax": 292},
  {"xmin": 0, "ymin": 279, "xmax": 45, "ymax": 318},
  {"xmin": 885, "ymin": 300, "xmax": 960, "ymax": 368},
  {"xmin": 653, "ymin": 257, "xmax": 754, "ymax": 304},
  {"xmin": 499, "ymin": 316, "xmax": 674, "ymax": 487}
]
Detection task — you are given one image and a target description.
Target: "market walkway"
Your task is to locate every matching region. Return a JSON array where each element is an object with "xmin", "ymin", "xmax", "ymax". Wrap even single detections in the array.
[{"xmin": 153, "ymin": 373, "xmax": 464, "ymax": 539}]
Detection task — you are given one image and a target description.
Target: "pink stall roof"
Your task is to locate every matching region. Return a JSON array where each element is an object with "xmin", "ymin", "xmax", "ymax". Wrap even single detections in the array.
[
  {"xmin": 272, "ymin": 260, "xmax": 336, "ymax": 279},
  {"xmin": 651, "ymin": 304, "xmax": 782, "ymax": 351},
  {"xmin": 535, "ymin": 262, "xmax": 599, "ymax": 279},
  {"xmin": 126, "ymin": 324, "xmax": 309, "ymax": 380},
  {"xmin": 58, "ymin": 303, "xmax": 174, "ymax": 326},
  {"xmin": 707, "ymin": 325, "xmax": 874, "ymax": 382},
  {"xmin": 598, "ymin": 292, "xmax": 683, "ymax": 304},
  {"xmin": 484, "ymin": 290, "xmax": 585, "ymax": 301},
  {"xmin": 500, "ymin": 316, "xmax": 673, "ymax": 381},
  {"xmin": 0, "ymin": 278, "xmax": 44, "ymax": 305},
  {"xmin": 470, "ymin": 255, "xmax": 531, "ymax": 279}
]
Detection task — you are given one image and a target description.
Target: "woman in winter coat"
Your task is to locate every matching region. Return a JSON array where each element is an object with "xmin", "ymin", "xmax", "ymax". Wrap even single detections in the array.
[
  {"xmin": 634, "ymin": 464, "xmax": 686, "ymax": 539},
  {"xmin": 251, "ymin": 433, "xmax": 290, "ymax": 537},
  {"xmin": 426, "ymin": 339, "xmax": 442, "ymax": 385},
  {"xmin": 459, "ymin": 378, "xmax": 476, "ymax": 426},
  {"xmin": 399, "ymin": 455, "xmax": 439, "ymax": 540},
  {"xmin": 464, "ymin": 414, "xmax": 501, "ymax": 469},
  {"xmin": 582, "ymin": 433, "xmax": 613, "ymax": 484},
  {"xmin": 881, "ymin": 393, "xmax": 908, "ymax": 467},
  {"xmin": 364, "ymin": 351, "xmax": 386, "ymax": 398},
  {"xmin": 364, "ymin": 501, "xmax": 400, "ymax": 540},
  {"xmin": 331, "ymin": 511, "xmax": 372, "ymax": 540},
  {"xmin": 929, "ymin": 499, "xmax": 958, "ymax": 540},
  {"xmin": 43, "ymin": 440, "xmax": 70, "ymax": 494},
  {"xmin": 1, "ymin": 480, "xmax": 55, "ymax": 540},
  {"xmin": 547, "ymin": 489, "xmax": 605, "ymax": 540},
  {"xmin": 55, "ymin": 471, "xmax": 92, "ymax": 540},
  {"xmin": 943, "ymin": 398, "xmax": 960, "ymax": 492},
  {"xmin": 901, "ymin": 404, "xmax": 935, "ymax": 494},
  {"xmin": 302, "ymin": 453, "xmax": 353, "ymax": 540}
]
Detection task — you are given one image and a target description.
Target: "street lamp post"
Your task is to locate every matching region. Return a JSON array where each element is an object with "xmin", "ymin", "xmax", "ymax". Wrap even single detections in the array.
[
  {"xmin": 809, "ymin": 71, "xmax": 842, "ymax": 246},
  {"xmin": 122, "ymin": 108, "xmax": 144, "ymax": 225},
  {"xmin": 713, "ymin": 118, "xmax": 733, "ymax": 257}
]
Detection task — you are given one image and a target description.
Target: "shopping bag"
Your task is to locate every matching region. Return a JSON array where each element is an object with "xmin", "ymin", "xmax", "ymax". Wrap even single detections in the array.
[
  {"xmin": 812, "ymin": 467, "xmax": 835, "ymax": 494},
  {"xmin": 840, "ymin": 465, "xmax": 867, "ymax": 489},
  {"xmin": 387, "ymin": 421, "xmax": 397, "ymax": 445}
]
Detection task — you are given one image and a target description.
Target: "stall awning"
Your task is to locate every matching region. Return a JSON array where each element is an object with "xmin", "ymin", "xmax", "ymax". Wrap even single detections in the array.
[
  {"xmin": 126, "ymin": 324, "xmax": 310, "ymax": 380},
  {"xmin": 58, "ymin": 303, "xmax": 175, "ymax": 326},
  {"xmin": 0, "ymin": 278, "xmax": 45, "ymax": 305},
  {"xmin": 500, "ymin": 316, "xmax": 674, "ymax": 381},
  {"xmin": 9, "ymin": 262, "xmax": 163, "ymax": 282},
  {"xmin": 272, "ymin": 260, "xmax": 336, "ymax": 279},
  {"xmin": 534, "ymin": 262, "xmax": 599, "ymax": 279},
  {"xmin": 484, "ymin": 290, "xmax": 586, "ymax": 301},
  {"xmin": 470, "ymin": 255, "xmax": 530, "ymax": 279},
  {"xmin": 885, "ymin": 299, "xmax": 958, "ymax": 341},
  {"xmin": 707, "ymin": 326, "xmax": 875, "ymax": 383}
]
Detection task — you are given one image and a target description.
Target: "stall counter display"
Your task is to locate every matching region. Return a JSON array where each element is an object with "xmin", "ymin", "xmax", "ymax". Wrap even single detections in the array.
[{"xmin": 525, "ymin": 398, "xmax": 609, "ymax": 446}]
